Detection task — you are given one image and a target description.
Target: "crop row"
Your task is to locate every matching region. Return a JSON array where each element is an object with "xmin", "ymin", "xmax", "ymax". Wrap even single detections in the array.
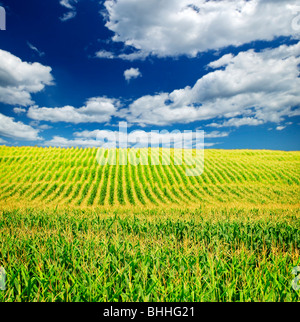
[{"xmin": 0, "ymin": 147, "xmax": 299, "ymax": 207}]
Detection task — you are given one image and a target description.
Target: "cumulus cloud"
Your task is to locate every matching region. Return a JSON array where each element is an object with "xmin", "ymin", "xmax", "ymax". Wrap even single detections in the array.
[
  {"xmin": 95, "ymin": 50, "xmax": 115, "ymax": 59},
  {"xmin": 0, "ymin": 49, "xmax": 53, "ymax": 106},
  {"xmin": 45, "ymin": 135, "xmax": 216, "ymax": 148},
  {"xmin": 0, "ymin": 113, "xmax": 42, "ymax": 141},
  {"xmin": 208, "ymin": 54, "xmax": 234, "ymax": 69},
  {"xmin": 120, "ymin": 42, "xmax": 300, "ymax": 126},
  {"xmin": 46, "ymin": 127, "xmax": 211, "ymax": 148},
  {"xmin": 13, "ymin": 107, "xmax": 27, "ymax": 115},
  {"xmin": 27, "ymin": 97, "xmax": 120, "ymax": 124},
  {"xmin": 44, "ymin": 136, "xmax": 102, "ymax": 148},
  {"xmin": 23, "ymin": 42, "xmax": 300, "ymax": 131},
  {"xmin": 102, "ymin": 0, "xmax": 300, "ymax": 59},
  {"xmin": 72, "ymin": 127, "xmax": 226, "ymax": 148},
  {"xmin": 124, "ymin": 68, "xmax": 142, "ymax": 82},
  {"xmin": 29, "ymin": 120, "xmax": 53, "ymax": 130}
]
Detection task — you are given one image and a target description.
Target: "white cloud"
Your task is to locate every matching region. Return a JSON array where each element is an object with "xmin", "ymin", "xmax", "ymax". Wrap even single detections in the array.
[
  {"xmin": 0, "ymin": 49, "xmax": 53, "ymax": 106},
  {"xmin": 0, "ymin": 138, "xmax": 7, "ymax": 144},
  {"xmin": 0, "ymin": 113, "xmax": 42, "ymax": 141},
  {"xmin": 13, "ymin": 107, "xmax": 27, "ymax": 115},
  {"xmin": 38, "ymin": 124, "xmax": 53, "ymax": 130},
  {"xmin": 60, "ymin": 11, "xmax": 77, "ymax": 22},
  {"xmin": 27, "ymin": 97, "xmax": 120, "ymax": 124},
  {"xmin": 44, "ymin": 136, "xmax": 102, "ymax": 148},
  {"xmin": 204, "ymin": 142, "xmax": 219, "ymax": 148},
  {"xmin": 29, "ymin": 121, "xmax": 53, "ymax": 130},
  {"xmin": 95, "ymin": 50, "xmax": 148, "ymax": 61},
  {"xmin": 208, "ymin": 54, "xmax": 234, "ymax": 69},
  {"xmin": 95, "ymin": 50, "xmax": 115, "ymax": 59},
  {"xmin": 204, "ymin": 131, "xmax": 229, "ymax": 138},
  {"xmin": 60, "ymin": 0, "xmax": 76, "ymax": 10},
  {"xmin": 120, "ymin": 42, "xmax": 300, "ymax": 126},
  {"xmin": 207, "ymin": 117, "xmax": 265, "ymax": 128},
  {"xmin": 45, "ymin": 126, "xmax": 224, "ymax": 148},
  {"xmin": 73, "ymin": 128, "xmax": 222, "ymax": 148},
  {"xmin": 46, "ymin": 135, "xmax": 215, "ymax": 148},
  {"xmin": 102, "ymin": 0, "xmax": 300, "ymax": 59},
  {"xmin": 118, "ymin": 52, "xmax": 148, "ymax": 61},
  {"xmin": 276, "ymin": 126, "xmax": 286, "ymax": 131},
  {"xmin": 59, "ymin": 0, "xmax": 77, "ymax": 21},
  {"xmin": 27, "ymin": 42, "xmax": 45, "ymax": 57},
  {"xmin": 124, "ymin": 68, "xmax": 142, "ymax": 82},
  {"xmin": 22, "ymin": 42, "xmax": 300, "ymax": 131}
]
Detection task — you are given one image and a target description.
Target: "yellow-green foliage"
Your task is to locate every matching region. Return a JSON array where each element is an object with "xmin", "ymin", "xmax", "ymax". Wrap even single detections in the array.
[
  {"xmin": 0, "ymin": 146, "xmax": 299, "ymax": 210},
  {"xmin": 0, "ymin": 208, "xmax": 299, "ymax": 302},
  {"xmin": 0, "ymin": 146, "xmax": 299, "ymax": 302}
]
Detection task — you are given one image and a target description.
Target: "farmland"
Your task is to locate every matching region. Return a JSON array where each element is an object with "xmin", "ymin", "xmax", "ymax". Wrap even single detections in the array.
[
  {"xmin": 0, "ymin": 146, "xmax": 299, "ymax": 301},
  {"xmin": 0, "ymin": 146, "xmax": 299, "ymax": 209}
]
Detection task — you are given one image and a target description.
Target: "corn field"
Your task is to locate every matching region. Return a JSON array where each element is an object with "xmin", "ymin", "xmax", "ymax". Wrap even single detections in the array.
[
  {"xmin": 0, "ymin": 146, "xmax": 299, "ymax": 209},
  {"xmin": 0, "ymin": 146, "xmax": 299, "ymax": 302}
]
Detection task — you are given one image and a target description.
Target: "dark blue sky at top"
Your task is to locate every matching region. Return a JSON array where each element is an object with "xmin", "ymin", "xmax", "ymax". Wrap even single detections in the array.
[{"xmin": 0, "ymin": 0, "xmax": 299, "ymax": 150}]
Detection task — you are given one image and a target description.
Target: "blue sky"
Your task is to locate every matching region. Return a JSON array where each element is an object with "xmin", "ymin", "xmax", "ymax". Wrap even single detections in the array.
[{"xmin": 0, "ymin": 0, "xmax": 299, "ymax": 150}]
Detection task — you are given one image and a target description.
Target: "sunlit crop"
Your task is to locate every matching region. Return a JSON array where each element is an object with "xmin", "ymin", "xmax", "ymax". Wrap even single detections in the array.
[{"xmin": 0, "ymin": 146, "xmax": 299, "ymax": 301}]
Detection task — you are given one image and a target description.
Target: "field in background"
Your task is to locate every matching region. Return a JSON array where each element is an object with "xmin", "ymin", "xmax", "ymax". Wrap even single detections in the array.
[
  {"xmin": 0, "ymin": 146, "xmax": 299, "ymax": 301},
  {"xmin": 0, "ymin": 146, "xmax": 299, "ymax": 209}
]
